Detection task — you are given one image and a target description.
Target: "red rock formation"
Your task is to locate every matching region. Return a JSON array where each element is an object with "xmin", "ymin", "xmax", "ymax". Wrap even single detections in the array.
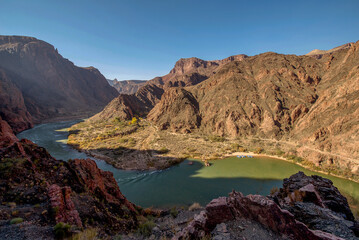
[
  {"xmin": 48, "ymin": 184, "xmax": 82, "ymax": 227},
  {"xmin": 147, "ymin": 88, "xmax": 201, "ymax": 133},
  {"xmin": 176, "ymin": 191, "xmax": 345, "ymax": 240},
  {"xmin": 149, "ymin": 55, "xmax": 248, "ymax": 89},
  {"xmin": 0, "ymin": 117, "xmax": 18, "ymax": 148},
  {"xmin": 0, "ymin": 120, "xmax": 139, "ymax": 235},
  {"xmin": 69, "ymin": 158, "xmax": 137, "ymax": 212},
  {"xmin": 90, "ymin": 83, "xmax": 164, "ymax": 121}
]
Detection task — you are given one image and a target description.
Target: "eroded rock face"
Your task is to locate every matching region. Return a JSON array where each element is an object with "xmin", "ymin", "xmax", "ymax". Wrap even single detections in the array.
[
  {"xmin": 149, "ymin": 55, "xmax": 248, "ymax": 89},
  {"xmin": 0, "ymin": 117, "xmax": 18, "ymax": 148},
  {"xmin": 92, "ymin": 54, "xmax": 248, "ymax": 123},
  {"xmin": 147, "ymin": 41, "xmax": 359, "ymax": 171},
  {"xmin": 48, "ymin": 184, "xmax": 82, "ymax": 227},
  {"xmin": 272, "ymin": 172, "xmax": 358, "ymax": 239},
  {"xmin": 0, "ymin": 35, "xmax": 118, "ymax": 132},
  {"xmin": 275, "ymin": 171, "xmax": 354, "ymax": 221},
  {"xmin": 0, "ymin": 69, "xmax": 33, "ymax": 133},
  {"xmin": 177, "ymin": 172, "xmax": 358, "ymax": 240},
  {"xmin": 148, "ymin": 88, "xmax": 201, "ymax": 133},
  {"xmin": 0, "ymin": 122, "xmax": 138, "ymax": 236},
  {"xmin": 90, "ymin": 84, "xmax": 164, "ymax": 121}
]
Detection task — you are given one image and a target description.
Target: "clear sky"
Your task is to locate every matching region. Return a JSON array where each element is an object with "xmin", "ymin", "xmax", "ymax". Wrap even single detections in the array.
[{"xmin": 1, "ymin": 0, "xmax": 358, "ymax": 80}]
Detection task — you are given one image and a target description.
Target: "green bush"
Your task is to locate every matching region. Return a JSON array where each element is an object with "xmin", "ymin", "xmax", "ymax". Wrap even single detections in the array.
[
  {"xmin": 208, "ymin": 135, "xmax": 225, "ymax": 142},
  {"xmin": 275, "ymin": 149, "xmax": 285, "ymax": 156},
  {"xmin": 157, "ymin": 147, "xmax": 169, "ymax": 154},
  {"xmin": 10, "ymin": 218, "xmax": 23, "ymax": 224},
  {"xmin": 137, "ymin": 220, "xmax": 155, "ymax": 237},
  {"xmin": 54, "ymin": 222, "xmax": 72, "ymax": 239},
  {"xmin": 170, "ymin": 207, "xmax": 178, "ymax": 218}
]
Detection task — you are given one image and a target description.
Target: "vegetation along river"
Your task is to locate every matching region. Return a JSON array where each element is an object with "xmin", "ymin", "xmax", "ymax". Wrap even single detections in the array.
[{"xmin": 17, "ymin": 120, "xmax": 359, "ymax": 212}]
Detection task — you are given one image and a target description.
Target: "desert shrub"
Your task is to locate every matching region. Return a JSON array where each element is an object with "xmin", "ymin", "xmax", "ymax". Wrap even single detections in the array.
[
  {"xmin": 237, "ymin": 147, "xmax": 247, "ymax": 152},
  {"xmin": 10, "ymin": 218, "xmax": 23, "ymax": 224},
  {"xmin": 157, "ymin": 147, "xmax": 169, "ymax": 154},
  {"xmin": 270, "ymin": 187, "xmax": 279, "ymax": 195},
  {"xmin": 127, "ymin": 138, "xmax": 136, "ymax": 147},
  {"xmin": 54, "ymin": 222, "xmax": 72, "ymax": 239},
  {"xmin": 186, "ymin": 147, "xmax": 197, "ymax": 153},
  {"xmin": 137, "ymin": 220, "xmax": 155, "ymax": 237},
  {"xmin": 69, "ymin": 228, "xmax": 97, "ymax": 240},
  {"xmin": 230, "ymin": 143, "xmax": 240, "ymax": 151},
  {"xmin": 275, "ymin": 149, "xmax": 285, "ymax": 156},
  {"xmin": 189, "ymin": 202, "xmax": 201, "ymax": 211},
  {"xmin": 253, "ymin": 147, "xmax": 264, "ymax": 154},
  {"xmin": 170, "ymin": 207, "xmax": 178, "ymax": 218},
  {"xmin": 119, "ymin": 138, "xmax": 128, "ymax": 143},
  {"xmin": 208, "ymin": 135, "xmax": 225, "ymax": 142}
]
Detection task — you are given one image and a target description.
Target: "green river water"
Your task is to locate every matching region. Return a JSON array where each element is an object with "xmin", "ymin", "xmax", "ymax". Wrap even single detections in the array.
[{"xmin": 17, "ymin": 120, "xmax": 359, "ymax": 209}]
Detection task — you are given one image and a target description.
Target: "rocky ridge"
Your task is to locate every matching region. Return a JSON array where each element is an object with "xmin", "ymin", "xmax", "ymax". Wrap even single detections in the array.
[
  {"xmin": 0, "ymin": 35, "xmax": 118, "ymax": 133},
  {"xmin": 0, "ymin": 118, "xmax": 139, "ymax": 239},
  {"xmin": 146, "ymin": 41, "xmax": 359, "ymax": 173},
  {"xmin": 90, "ymin": 54, "xmax": 248, "ymax": 122},
  {"xmin": 176, "ymin": 172, "xmax": 359, "ymax": 240}
]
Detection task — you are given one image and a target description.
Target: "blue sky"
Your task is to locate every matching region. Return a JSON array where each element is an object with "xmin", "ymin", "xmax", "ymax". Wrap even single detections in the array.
[{"xmin": 1, "ymin": 0, "xmax": 358, "ymax": 80}]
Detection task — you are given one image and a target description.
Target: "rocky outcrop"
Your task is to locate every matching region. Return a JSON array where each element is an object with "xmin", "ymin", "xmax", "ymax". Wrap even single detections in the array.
[
  {"xmin": 108, "ymin": 79, "xmax": 147, "ymax": 94},
  {"xmin": 272, "ymin": 172, "xmax": 358, "ymax": 239},
  {"xmin": 90, "ymin": 83, "xmax": 164, "ymax": 121},
  {"xmin": 149, "ymin": 55, "xmax": 248, "ymax": 89},
  {"xmin": 306, "ymin": 43, "xmax": 354, "ymax": 59},
  {"xmin": 47, "ymin": 184, "xmax": 82, "ymax": 227},
  {"xmin": 0, "ymin": 35, "xmax": 118, "ymax": 132},
  {"xmin": 148, "ymin": 88, "xmax": 201, "ymax": 133},
  {"xmin": 92, "ymin": 54, "xmax": 248, "ymax": 123},
  {"xmin": 0, "ymin": 121, "xmax": 138, "ymax": 237},
  {"xmin": 0, "ymin": 68, "xmax": 33, "ymax": 132},
  {"xmin": 177, "ymin": 172, "xmax": 358, "ymax": 240},
  {"xmin": 0, "ymin": 117, "xmax": 18, "ymax": 148}
]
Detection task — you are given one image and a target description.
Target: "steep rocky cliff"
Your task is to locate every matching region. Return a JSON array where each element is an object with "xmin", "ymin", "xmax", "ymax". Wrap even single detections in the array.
[
  {"xmin": 0, "ymin": 118, "xmax": 138, "ymax": 238},
  {"xmin": 0, "ymin": 35, "xmax": 118, "ymax": 132},
  {"xmin": 91, "ymin": 54, "xmax": 248, "ymax": 123},
  {"xmin": 149, "ymin": 54, "xmax": 248, "ymax": 89},
  {"xmin": 147, "ymin": 41, "xmax": 359, "ymax": 171}
]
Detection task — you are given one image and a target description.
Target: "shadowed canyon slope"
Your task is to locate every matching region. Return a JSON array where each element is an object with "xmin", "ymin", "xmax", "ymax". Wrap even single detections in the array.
[
  {"xmin": 0, "ymin": 36, "xmax": 118, "ymax": 132},
  {"xmin": 108, "ymin": 79, "xmax": 147, "ymax": 94}
]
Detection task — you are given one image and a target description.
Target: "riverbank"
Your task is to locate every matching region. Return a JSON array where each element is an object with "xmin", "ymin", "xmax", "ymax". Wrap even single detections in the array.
[
  {"xmin": 17, "ymin": 120, "xmax": 359, "ymax": 218},
  {"xmin": 226, "ymin": 152, "xmax": 359, "ymax": 184},
  {"xmin": 66, "ymin": 118, "xmax": 359, "ymax": 182}
]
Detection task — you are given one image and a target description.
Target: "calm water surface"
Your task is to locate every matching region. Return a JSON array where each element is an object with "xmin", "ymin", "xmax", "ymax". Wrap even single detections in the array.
[{"xmin": 17, "ymin": 120, "xmax": 359, "ymax": 208}]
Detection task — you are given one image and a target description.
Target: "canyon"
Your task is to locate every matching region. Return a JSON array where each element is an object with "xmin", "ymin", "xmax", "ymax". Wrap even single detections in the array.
[
  {"xmin": 1, "ymin": 35, "xmax": 359, "ymax": 239},
  {"xmin": 74, "ymin": 41, "xmax": 359, "ymax": 181},
  {"xmin": 0, "ymin": 36, "xmax": 118, "ymax": 133}
]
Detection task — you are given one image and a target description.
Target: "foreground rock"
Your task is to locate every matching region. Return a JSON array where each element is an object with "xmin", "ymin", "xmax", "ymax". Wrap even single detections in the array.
[
  {"xmin": 176, "ymin": 172, "xmax": 358, "ymax": 240},
  {"xmin": 0, "ymin": 121, "xmax": 139, "ymax": 239}
]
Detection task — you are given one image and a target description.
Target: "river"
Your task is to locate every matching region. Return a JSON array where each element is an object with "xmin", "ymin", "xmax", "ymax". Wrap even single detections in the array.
[{"xmin": 17, "ymin": 120, "xmax": 359, "ymax": 210}]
